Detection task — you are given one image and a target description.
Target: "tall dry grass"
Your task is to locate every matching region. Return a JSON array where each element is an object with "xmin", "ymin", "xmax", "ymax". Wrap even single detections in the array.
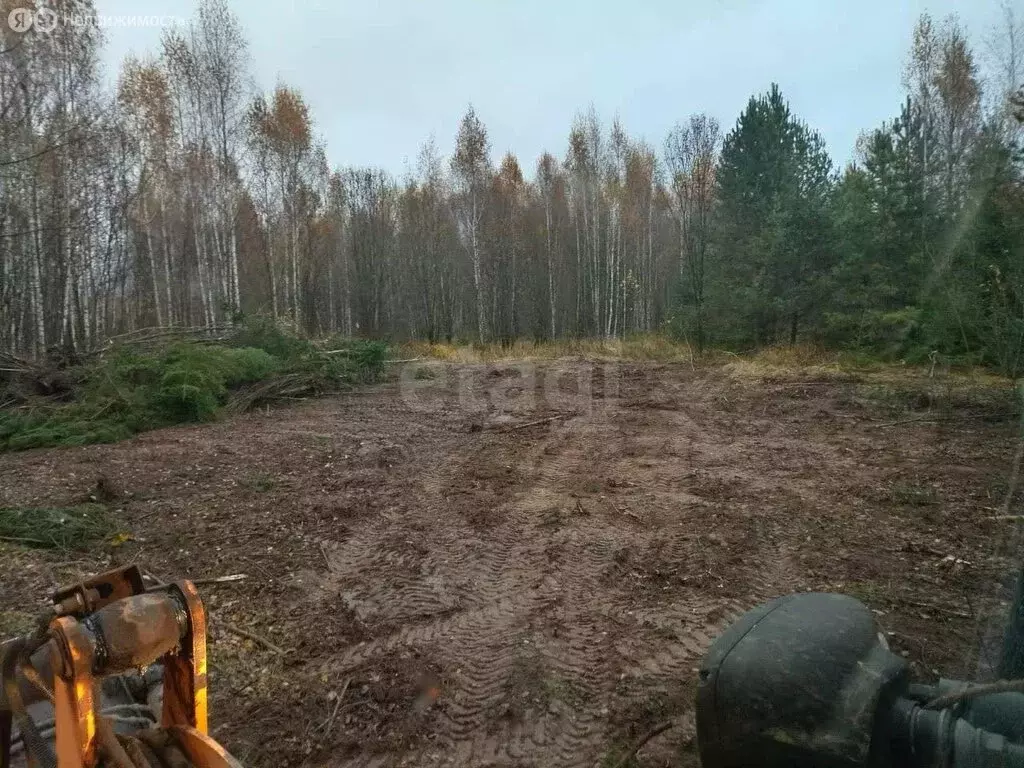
[{"xmin": 401, "ymin": 335, "xmax": 696, "ymax": 363}]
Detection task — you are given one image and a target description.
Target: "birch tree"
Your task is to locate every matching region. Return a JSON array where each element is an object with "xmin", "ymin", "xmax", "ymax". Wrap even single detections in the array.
[
  {"xmin": 451, "ymin": 106, "xmax": 492, "ymax": 341},
  {"xmin": 665, "ymin": 114, "xmax": 721, "ymax": 349}
]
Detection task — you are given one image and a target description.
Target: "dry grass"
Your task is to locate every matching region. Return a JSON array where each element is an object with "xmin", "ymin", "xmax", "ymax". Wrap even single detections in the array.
[
  {"xmin": 402, "ymin": 339, "xmax": 1017, "ymax": 417},
  {"xmin": 401, "ymin": 335, "xmax": 696, "ymax": 364},
  {"xmin": 712, "ymin": 345, "xmax": 1018, "ymax": 419},
  {"xmin": 717, "ymin": 345, "xmax": 873, "ymax": 383},
  {"xmin": 713, "ymin": 344, "xmax": 1008, "ymax": 388}
]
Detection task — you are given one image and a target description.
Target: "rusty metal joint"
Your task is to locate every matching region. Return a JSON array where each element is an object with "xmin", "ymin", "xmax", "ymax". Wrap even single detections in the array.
[
  {"xmin": 80, "ymin": 617, "xmax": 108, "ymax": 674},
  {"xmin": 167, "ymin": 588, "xmax": 191, "ymax": 639}
]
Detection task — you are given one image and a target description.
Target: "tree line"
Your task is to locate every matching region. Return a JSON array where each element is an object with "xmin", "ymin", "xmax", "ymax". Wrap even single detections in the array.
[{"xmin": 1, "ymin": 2, "xmax": 1022, "ymax": 372}]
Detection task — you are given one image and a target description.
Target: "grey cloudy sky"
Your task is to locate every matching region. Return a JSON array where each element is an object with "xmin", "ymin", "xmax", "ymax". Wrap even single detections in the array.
[{"xmin": 96, "ymin": 0, "xmax": 1003, "ymax": 176}]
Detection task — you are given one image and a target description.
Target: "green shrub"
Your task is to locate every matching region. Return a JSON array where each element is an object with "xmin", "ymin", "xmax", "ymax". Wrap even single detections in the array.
[{"xmin": 824, "ymin": 307, "xmax": 924, "ymax": 359}]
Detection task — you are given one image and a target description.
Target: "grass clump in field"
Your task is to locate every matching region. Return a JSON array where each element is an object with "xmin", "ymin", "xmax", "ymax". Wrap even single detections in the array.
[
  {"xmin": 890, "ymin": 482, "xmax": 940, "ymax": 506},
  {"xmin": 0, "ymin": 317, "xmax": 388, "ymax": 451},
  {"xmin": 243, "ymin": 471, "xmax": 278, "ymax": 492},
  {"xmin": 0, "ymin": 503, "xmax": 115, "ymax": 549}
]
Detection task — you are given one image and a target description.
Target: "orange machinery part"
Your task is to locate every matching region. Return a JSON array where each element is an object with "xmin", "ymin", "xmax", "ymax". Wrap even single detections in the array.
[{"xmin": 3, "ymin": 566, "xmax": 241, "ymax": 768}]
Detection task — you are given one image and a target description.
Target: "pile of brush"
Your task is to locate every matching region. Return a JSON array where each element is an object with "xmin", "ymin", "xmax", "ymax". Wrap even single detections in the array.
[
  {"xmin": 0, "ymin": 317, "xmax": 387, "ymax": 451},
  {"xmin": 0, "ymin": 503, "xmax": 114, "ymax": 548},
  {"xmin": 0, "ymin": 351, "xmax": 76, "ymax": 407}
]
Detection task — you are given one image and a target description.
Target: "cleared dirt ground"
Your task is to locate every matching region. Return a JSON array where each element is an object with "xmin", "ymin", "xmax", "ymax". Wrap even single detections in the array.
[{"xmin": 1, "ymin": 360, "xmax": 1020, "ymax": 767}]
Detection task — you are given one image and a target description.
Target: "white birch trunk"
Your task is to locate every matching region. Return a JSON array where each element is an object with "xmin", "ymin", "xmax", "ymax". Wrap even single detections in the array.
[
  {"xmin": 545, "ymin": 202, "xmax": 555, "ymax": 338},
  {"xmin": 230, "ymin": 203, "xmax": 240, "ymax": 313},
  {"xmin": 143, "ymin": 194, "xmax": 163, "ymax": 327},
  {"xmin": 291, "ymin": 219, "xmax": 299, "ymax": 327},
  {"xmin": 471, "ymin": 191, "xmax": 484, "ymax": 341},
  {"xmin": 160, "ymin": 199, "xmax": 174, "ymax": 325},
  {"xmin": 30, "ymin": 181, "xmax": 46, "ymax": 355},
  {"xmin": 195, "ymin": 214, "xmax": 213, "ymax": 328},
  {"xmin": 269, "ymin": 233, "xmax": 279, "ymax": 318}
]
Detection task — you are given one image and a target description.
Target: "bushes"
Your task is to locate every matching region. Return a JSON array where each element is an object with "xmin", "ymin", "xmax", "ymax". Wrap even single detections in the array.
[
  {"xmin": 0, "ymin": 319, "xmax": 388, "ymax": 451},
  {"xmin": 822, "ymin": 308, "xmax": 929, "ymax": 360}
]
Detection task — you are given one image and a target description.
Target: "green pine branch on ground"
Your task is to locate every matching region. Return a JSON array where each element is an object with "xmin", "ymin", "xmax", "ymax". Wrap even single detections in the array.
[{"xmin": 0, "ymin": 317, "xmax": 387, "ymax": 451}]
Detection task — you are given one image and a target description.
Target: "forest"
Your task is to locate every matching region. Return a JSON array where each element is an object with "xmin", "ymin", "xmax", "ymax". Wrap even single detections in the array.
[{"xmin": 1, "ymin": 1, "xmax": 1023, "ymax": 372}]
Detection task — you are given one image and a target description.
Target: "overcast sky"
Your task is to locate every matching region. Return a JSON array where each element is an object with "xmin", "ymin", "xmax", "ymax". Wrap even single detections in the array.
[{"xmin": 95, "ymin": 0, "xmax": 1004, "ymax": 176}]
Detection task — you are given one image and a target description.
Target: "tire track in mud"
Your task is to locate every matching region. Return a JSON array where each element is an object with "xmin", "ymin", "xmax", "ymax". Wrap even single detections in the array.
[{"xmin": 310, "ymin": 367, "xmax": 772, "ymax": 767}]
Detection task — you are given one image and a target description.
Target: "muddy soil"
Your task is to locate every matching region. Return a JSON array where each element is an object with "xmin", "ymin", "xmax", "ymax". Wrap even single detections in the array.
[{"xmin": 0, "ymin": 361, "xmax": 1019, "ymax": 767}]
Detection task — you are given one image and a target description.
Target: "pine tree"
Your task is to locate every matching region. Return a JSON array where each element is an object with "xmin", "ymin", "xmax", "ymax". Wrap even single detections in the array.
[{"xmin": 713, "ymin": 84, "xmax": 834, "ymax": 345}]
